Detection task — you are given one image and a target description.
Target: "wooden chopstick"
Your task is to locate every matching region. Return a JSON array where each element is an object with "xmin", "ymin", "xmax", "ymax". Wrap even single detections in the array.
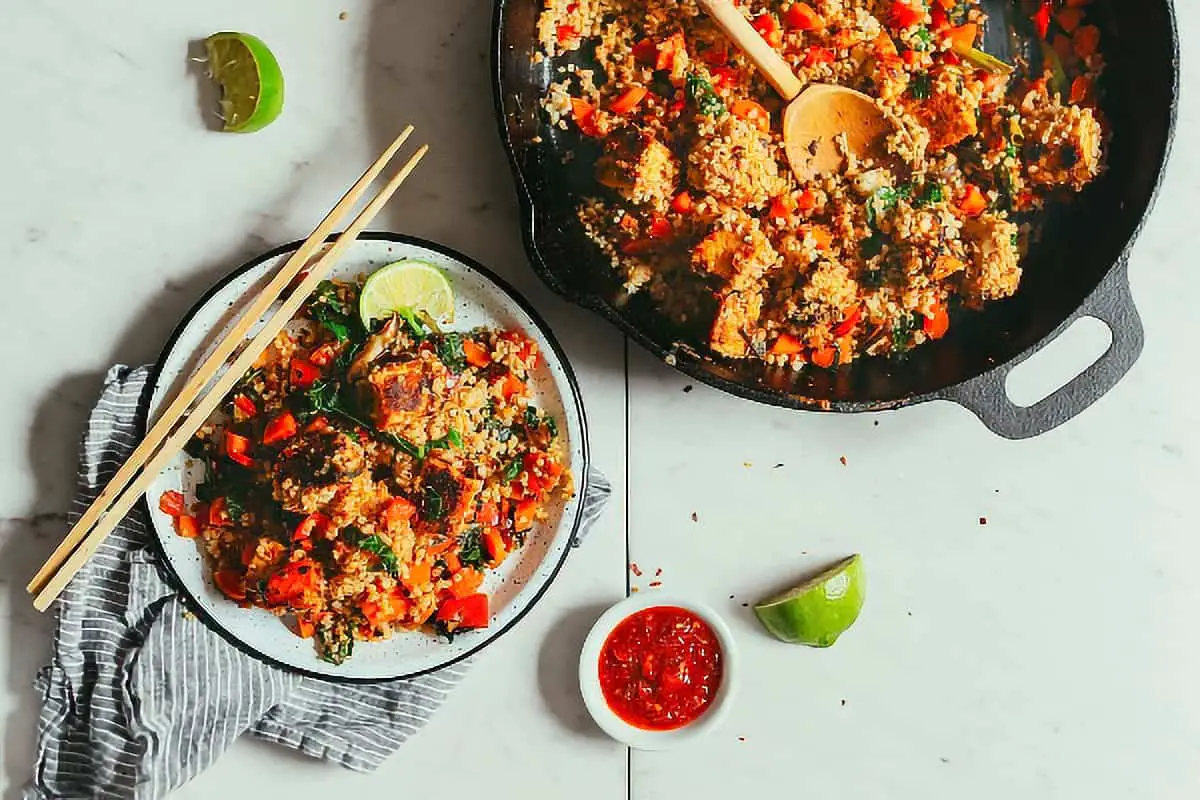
[
  {"xmin": 30, "ymin": 139, "xmax": 430, "ymax": 612},
  {"xmin": 26, "ymin": 125, "xmax": 417, "ymax": 597}
]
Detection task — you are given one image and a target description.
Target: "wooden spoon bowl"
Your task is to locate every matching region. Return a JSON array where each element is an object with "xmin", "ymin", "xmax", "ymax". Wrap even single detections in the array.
[{"xmin": 697, "ymin": 0, "xmax": 893, "ymax": 180}]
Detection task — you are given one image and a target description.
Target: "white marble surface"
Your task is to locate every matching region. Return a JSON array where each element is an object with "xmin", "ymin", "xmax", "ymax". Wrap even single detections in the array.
[{"xmin": 1, "ymin": 1, "xmax": 1198, "ymax": 798}]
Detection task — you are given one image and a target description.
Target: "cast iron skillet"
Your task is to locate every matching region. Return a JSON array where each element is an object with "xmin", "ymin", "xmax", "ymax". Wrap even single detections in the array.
[{"xmin": 493, "ymin": 0, "xmax": 1178, "ymax": 438}]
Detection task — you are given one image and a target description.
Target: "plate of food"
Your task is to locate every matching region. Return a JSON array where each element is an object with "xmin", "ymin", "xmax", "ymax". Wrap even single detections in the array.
[
  {"xmin": 144, "ymin": 233, "xmax": 589, "ymax": 681},
  {"xmin": 495, "ymin": 0, "xmax": 1178, "ymax": 437}
]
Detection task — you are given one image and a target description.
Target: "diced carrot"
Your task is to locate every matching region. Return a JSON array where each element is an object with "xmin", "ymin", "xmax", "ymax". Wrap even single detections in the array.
[
  {"xmin": 444, "ymin": 552, "xmax": 462, "ymax": 573},
  {"xmin": 959, "ymin": 184, "xmax": 988, "ymax": 217},
  {"xmin": 768, "ymin": 195, "xmax": 793, "ymax": 222},
  {"xmin": 947, "ymin": 23, "xmax": 977, "ymax": 51},
  {"xmin": 570, "ymin": 98, "xmax": 600, "ymax": 136},
  {"xmin": 477, "ymin": 502, "xmax": 501, "ymax": 527},
  {"xmin": 803, "ymin": 224, "xmax": 834, "ymax": 250},
  {"xmin": 647, "ymin": 214, "xmax": 672, "ymax": 239},
  {"xmin": 449, "ymin": 568, "xmax": 484, "ymax": 599},
  {"xmin": 158, "ymin": 490, "xmax": 185, "ymax": 517},
  {"xmin": 610, "ymin": 86, "xmax": 648, "ymax": 115},
  {"xmin": 655, "ymin": 32, "xmax": 686, "ymax": 71},
  {"xmin": 295, "ymin": 616, "xmax": 316, "ymax": 639},
  {"xmin": 795, "ymin": 188, "xmax": 817, "ymax": 212},
  {"xmin": 804, "ymin": 46, "xmax": 835, "ymax": 66},
  {"xmin": 890, "ymin": 1, "xmax": 923, "ymax": 29},
  {"xmin": 500, "ymin": 373, "xmax": 525, "ymax": 400},
  {"xmin": 784, "ymin": 2, "xmax": 823, "ymax": 31},
  {"xmin": 462, "ymin": 339, "xmax": 491, "ymax": 368},
  {"xmin": 385, "ymin": 496, "xmax": 417, "ymax": 528},
  {"xmin": 923, "ymin": 304, "xmax": 951, "ymax": 339},
  {"xmin": 730, "ymin": 99, "xmax": 771, "ymax": 132},
  {"xmin": 874, "ymin": 30, "xmax": 900, "ymax": 59},
  {"xmin": 832, "ymin": 306, "xmax": 862, "ymax": 338},
  {"xmin": 1069, "ymin": 75, "xmax": 1092, "ymax": 105},
  {"xmin": 174, "ymin": 514, "xmax": 199, "ymax": 539},
  {"xmin": 304, "ymin": 415, "xmax": 331, "ymax": 434},
  {"xmin": 214, "ymin": 570, "xmax": 247, "ymax": 602},
  {"xmin": 768, "ymin": 333, "xmax": 806, "ymax": 356},
  {"xmin": 810, "ymin": 346, "xmax": 837, "ymax": 368},
  {"xmin": 405, "ymin": 560, "xmax": 433, "ymax": 591},
  {"xmin": 436, "ymin": 593, "xmax": 489, "ymax": 629},
  {"xmin": 1056, "ymin": 7, "xmax": 1084, "ymax": 33},
  {"xmin": 514, "ymin": 498, "xmax": 538, "ymax": 532},
  {"xmin": 224, "ymin": 430, "xmax": 251, "ymax": 457},
  {"xmin": 1073, "ymin": 25, "xmax": 1100, "ymax": 58},
  {"xmin": 262, "ymin": 411, "xmax": 298, "ymax": 445},
  {"xmin": 902, "ymin": 49, "xmax": 921, "ymax": 68},
  {"xmin": 670, "ymin": 191, "xmax": 694, "ymax": 214},
  {"xmin": 483, "ymin": 528, "xmax": 508, "ymax": 565}
]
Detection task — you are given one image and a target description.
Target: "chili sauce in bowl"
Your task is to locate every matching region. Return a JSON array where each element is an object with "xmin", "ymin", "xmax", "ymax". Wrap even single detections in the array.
[{"xmin": 579, "ymin": 594, "xmax": 737, "ymax": 748}]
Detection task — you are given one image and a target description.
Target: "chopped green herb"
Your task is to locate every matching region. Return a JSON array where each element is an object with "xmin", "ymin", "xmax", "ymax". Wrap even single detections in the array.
[
  {"xmin": 866, "ymin": 184, "xmax": 911, "ymax": 228},
  {"xmin": 308, "ymin": 281, "xmax": 357, "ymax": 343},
  {"xmin": 545, "ymin": 415, "xmax": 558, "ymax": 440},
  {"xmin": 686, "ymin": 72, "xmax": 726, "ymax": 117},
  {"xmin": 348, "ymin": 528, "xmax": 400, "ymax": 576},
  {"xmin": 425, "ymin": 428, "xmax": 463, "ymax": 453},
  {"xmin": 503, "ymin": 458, "xmax": 522, "ymax": 482},
  {"xmin": 1010, "ymin": 232, "xmax": 1020, "ymax": 248},
  {"xmin": 1004, "ymin": 140, "xmax": 1019, "ymax": 161},
  {"xmin": 396, "ymin": 307, "xmax": 427, "ymax": 340},
  {"xmin": 422, "ymin": 484, "xmax": 446, "ymax": 520},
  {"xmin": 316, "ymin": 625, "xmax": 354, "ymax": 665},
  {"xmin": 892, "ymin": 313, "xmax": 918, "ymax": 352},
  {"xmin": 915, "ymin": 181, "xmax": 944, "ymax": 206},
  {"xmin": 911, "ymin": 71, "xmax": 932, "ymax": 100},
  {"xmin": 911, "ymin": 27, "xmax": 934, "ymax": 51}
]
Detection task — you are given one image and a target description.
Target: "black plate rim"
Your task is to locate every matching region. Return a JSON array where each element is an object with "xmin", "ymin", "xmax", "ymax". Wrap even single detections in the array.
[{"xmin": 141, "ymin": 231, "xmax": 592, "ymax": 685}]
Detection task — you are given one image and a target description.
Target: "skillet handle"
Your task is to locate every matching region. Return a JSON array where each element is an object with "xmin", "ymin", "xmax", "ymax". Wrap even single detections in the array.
[{"xmin": 941, "ymin": 260, "xmax": 1143, "ymax": 440}]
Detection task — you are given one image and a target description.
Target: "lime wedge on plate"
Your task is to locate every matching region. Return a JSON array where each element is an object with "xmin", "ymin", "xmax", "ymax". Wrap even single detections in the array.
[
  {"xmin": 359, "ymin": 260, "xmax": 456, "ymax": 328},
  {"xmin": 204, "ymin": 32, "xmax": 284, "ymax": 133},
  {"xmin": 753, "ymin": 554, "xmax": 865, "ymax": 647}
]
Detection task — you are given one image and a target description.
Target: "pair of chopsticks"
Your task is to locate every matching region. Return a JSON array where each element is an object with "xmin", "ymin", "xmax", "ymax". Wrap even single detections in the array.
[{"xmin": 27, "ymin": 127, "xmax": 429, "ymax": 612}]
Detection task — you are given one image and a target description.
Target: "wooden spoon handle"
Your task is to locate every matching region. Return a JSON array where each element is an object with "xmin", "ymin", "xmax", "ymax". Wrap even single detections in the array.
[{"xmin": 696, "ymin": 0, "xmax": 805, "ymax": 100}]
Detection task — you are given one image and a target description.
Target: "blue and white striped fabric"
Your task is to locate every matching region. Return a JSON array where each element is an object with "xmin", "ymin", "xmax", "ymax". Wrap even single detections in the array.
[{"xmin": 26, "ymin": 365, "xmax": 611, "ymax": 799}]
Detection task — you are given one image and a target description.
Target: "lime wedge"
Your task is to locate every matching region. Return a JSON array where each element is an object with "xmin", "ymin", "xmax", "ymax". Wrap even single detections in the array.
[
  {"xmin": 359, "ymin": 260, "xmax": 456, "ymax": 328},
  {"xmin": 204, "ymin": 32, "xmax": 284, "ymax": 133},
  {"xmin": 753, "ymin": 554, "xmax": 865, "ymax": 647}
]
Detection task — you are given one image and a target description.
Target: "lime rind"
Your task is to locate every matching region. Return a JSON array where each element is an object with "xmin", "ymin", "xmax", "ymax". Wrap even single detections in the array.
[
  {"xmin": 753, "ymin": 554, "xmax": 865, "ymax": 647},
  {"xmin": 204, "ymin": 32, "xmax": 284, "ymax": 133}
]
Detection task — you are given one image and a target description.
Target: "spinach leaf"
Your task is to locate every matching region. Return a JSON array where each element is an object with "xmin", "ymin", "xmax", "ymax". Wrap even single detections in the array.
[
  {"xmin": 308, "ymin": 281, "xmax": 356, "ymax": 343},
  {"xmin": 686, "ymin": 72, "xmax": 726, "ymax": 117},
  {"xmin": 866, "ymin": 184, "xmax": 911, "ymax": 228},
  {"xmin": 861, "ymin": 231, "xmax": 887, "ymax": 259},
  {"xmin": 425, "ymin": 428, "xmax": 463, "ymax": 453},
  {"xmin": 503, "ymin": 458, "xmax": 523, "ymax": 482},
  {"xmin": 347, "ymin": 528, "xmax": 400, "ymax": 576},
  {"xmin": 458, "ymin": 526, "xmax": 488, "ymax": 569},
  {"xmin": 434, "ymin": 333, "xmax": 466, "ymax": 373},
  {"xmin": 892, "ymin": 313, "xmax": 919, "ymax": 352},
  {"xmin": 396, "ymin": 307, "xmax": 427, "ymax": 340},
  {"xmin": 545, "ymin": 415, "xmax": 558, "ymax": 440},
  {"xmin": 915, "ymin": 181, "xmax": 944, "ymax": 206},
  {"xmin": 422, "ymin": 484, "xmax": 446, "ymax": 520}
]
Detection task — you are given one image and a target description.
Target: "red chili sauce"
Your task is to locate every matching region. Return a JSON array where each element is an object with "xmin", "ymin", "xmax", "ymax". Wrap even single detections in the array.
[{"xmin": 598, "ymin": 605, "xmax": 723, "ymax": 730}]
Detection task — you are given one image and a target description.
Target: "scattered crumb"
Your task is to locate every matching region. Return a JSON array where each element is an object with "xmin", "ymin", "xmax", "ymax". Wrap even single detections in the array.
[
  {"xmin": 873, "ymin": 420, "xmax": 879, "ymax": 426},
  {"xmin": 690, "ymin": 512, "xmax": 698, "ymax": 522},
  {"xmin": 729, "ymin": 594, "xmax": 735, "ymax": 599},
  {"xmin": 939, "ymin": 757, "xmax": 950, "ymax": 764},
  {"xmin": 906, "ymin": 611, "xmax": 912, "ymax": 617},
  {"xmin": 182, "ymin": 611, "xmax": 196, "ymax": 621},
  {"xmin": 737, "ymin": 736, "xmax": 746, "ymax": 742},
  {"xmin": 979, "ymin": 516, "xmax": 988, "ymax": 525},
  {"xmin": 839, "ymin": 455, "xmax": 848, "ymax": 466},
  {"xmin": 630, "ymin": 562, "xmax": 642, "ymax": 576},
  {"xmin": 773, "ymin": 463, "xmax": 784, "ymax": 469},
  {"xmin": 740, "ymin": 602, "xmax": 748, "ymax": 607},
  {"xmin": 683, "ymin": 384, "xmax": 694, "ymax": 393},
  {"xmin": 338, "ymin": 10, "xmax": 348, "ymax": 20},
  {"xmin": 649, "ymin": 581, "xmax": 662, "ymax": 588},
  {"xmin": 994, "ymin": 489, "xmax": 1000, "ymax": 494},
  {"xmin": 654, "ymin": 568, "xmax": 662, "ymax": 577},
  {"xmin": 840, "ymin": 699, "xmax": 846, "ymax": 707},
  {"xmin": 631, "ymin": 586, "xmax": 640, "ymax": 593},
  {"xmin": 743, "ymin": 461, "xmax": 753, "ymax": 468}
]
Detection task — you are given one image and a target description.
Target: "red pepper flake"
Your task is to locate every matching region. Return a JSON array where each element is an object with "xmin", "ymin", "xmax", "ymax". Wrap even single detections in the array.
[
  {"xmin": 690, "ymin": 512, "xmax": 698, "ymax": 523},
  {"xmin": 630, "ymin": 563, "xmax": 643, "ymax": 577},
  {"xmin": 648, "ymin": 581, "xmax": 662, "ymax": 588},
  {"xmin": 979, "ymin": 516, "xmax": 988, "ymax": 525},
  {"xmin": 655, "ymin": 568, "xmax": 662, "ymax": 577},
  {"xmin": 841, "ymin": 699, "xmax": 847, "ymax": 707},
  {"xmin": 737, "ymin": 736, "xmax": 746, "ymax": 742},
  {"xmin": 839, "ymin": 456, "xmax": 848, "ymax": 466}
]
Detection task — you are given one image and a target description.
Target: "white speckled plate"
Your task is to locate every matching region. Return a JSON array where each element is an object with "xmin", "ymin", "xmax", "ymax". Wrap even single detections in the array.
[{"xmin": 144, "ymin": 233, "xmax": 589, "ymax": 682}]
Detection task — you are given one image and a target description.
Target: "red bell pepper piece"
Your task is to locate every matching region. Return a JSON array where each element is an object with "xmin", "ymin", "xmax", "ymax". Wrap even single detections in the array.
[
  {"xmin": 263, "ymin": 411, "xmax": 299, "ymax": 445},
  {"xmin": 436, "ymin": 593, "xmax": 489, "ymax": 629},
  {"xmin": 384, "ymin": 496, "xmax": 417, "ymax": 528},
  {"xmin": 1032, "ymin": 1, "xmax": 1052, "ymax": 40},
  {"xmin": 832, "ymin": 306, "xmax": 863, "ymax": 338},
  {"xmin": 288, "ymin": 358, "xmax": 321, "ymax": 389},
  {"xmin": 785, "ymin": 2, "xmax": 823, "ymax": 31},
  {"xmin": 158, "ymin": 490, "xmax": 185, "ymax": 517},
  {"xmin": 670, "ymin": 191, "xmax": 694, "ymax": 214},
  {"xmin": 890, "ymin": 0, "xmax": 923, "ymax": 29},
  {"xmin": 514, "ymin": 498, "xmax": 538, "ymax": 533},
  {"xmin": 462, "ymin": 339, "xmax": 491, "ymax": 368},
  {"xmin": 292, "ymin": 512, "xmax": 331, "ymax": 542},
  {"xmin": 214, "ymin": 570, "xmax": 247, "ymax": 602},
  {"xmin": 233, "ymin": 394, "xmax": 258, "ymax": 418},
  {"xmin": 208, "ymin": 497, "xmax": 232, "ymax": 527},
  {"xmin": 174, "ymin": 514, "xmax": 199, "ymax": 539}
]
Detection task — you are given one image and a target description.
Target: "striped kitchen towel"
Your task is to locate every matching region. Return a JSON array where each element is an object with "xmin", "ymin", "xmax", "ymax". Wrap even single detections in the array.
[{"xmin": 26, "ymin": 365, "xmax": 611, "ymax": 800}]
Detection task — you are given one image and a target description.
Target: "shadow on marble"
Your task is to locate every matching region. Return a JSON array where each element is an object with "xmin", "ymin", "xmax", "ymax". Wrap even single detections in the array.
[
  {"xmin": 0, "ymin": 372, "xmax": 100, "ymax": 800},
  {"xmin": 536, "ymin": 604, "xmax": 611, "ymax": 741},
  {"xmin": 187, "ymin": 39, "xmax": 224, "ymax": 134}
]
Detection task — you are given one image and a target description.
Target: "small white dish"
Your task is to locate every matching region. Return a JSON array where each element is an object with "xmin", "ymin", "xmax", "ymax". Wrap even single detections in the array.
[{"xmin": 578, "ymin": 593, "xmax": 737, "ymax": 749}]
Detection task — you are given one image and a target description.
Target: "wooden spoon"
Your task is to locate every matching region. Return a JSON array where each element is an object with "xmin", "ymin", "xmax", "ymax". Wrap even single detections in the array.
[{"xmin": 697, "ymin": 0, "xmax": 893, "ymax": 181}]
